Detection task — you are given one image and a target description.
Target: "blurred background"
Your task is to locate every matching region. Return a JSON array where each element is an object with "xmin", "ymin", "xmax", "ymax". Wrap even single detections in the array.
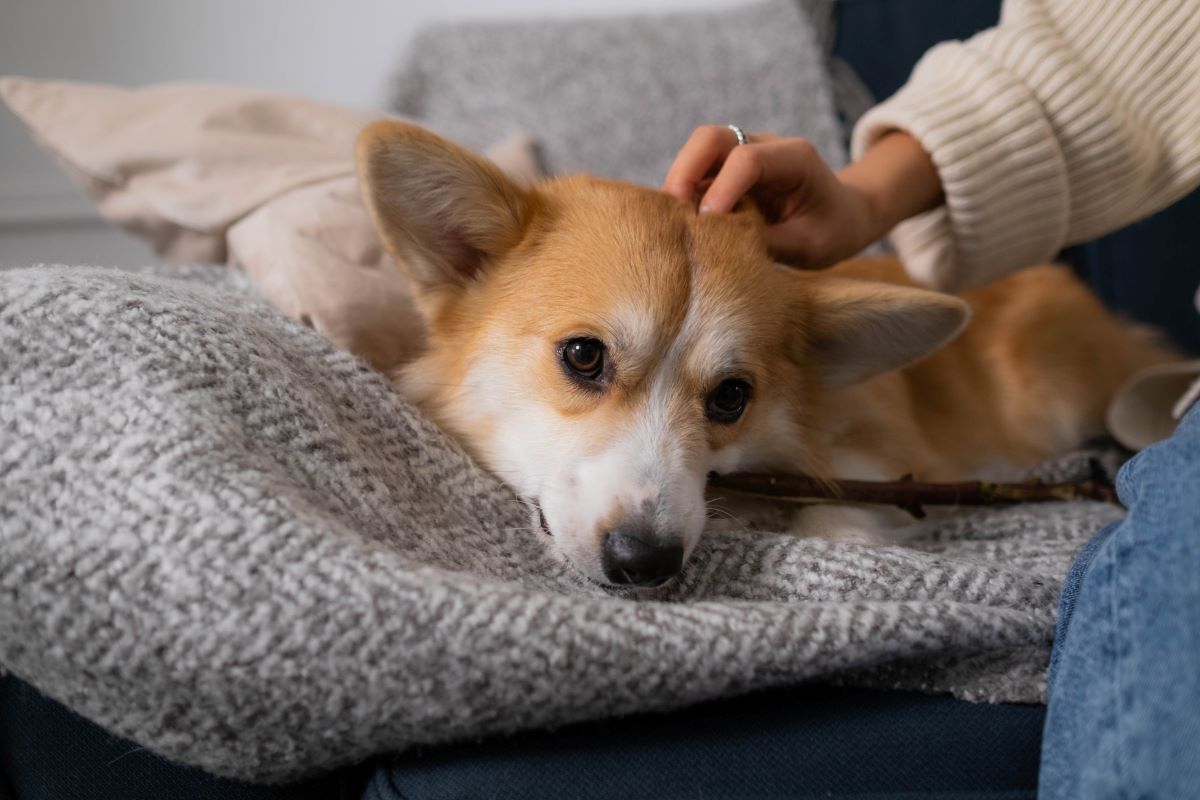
[
  {"xmin": 0, "ymin": 0, "xmax": 754, "ymax": 267},
  {"xmin": 4, "ymin": 0, "xmax": 1194, "ymax": 354}
]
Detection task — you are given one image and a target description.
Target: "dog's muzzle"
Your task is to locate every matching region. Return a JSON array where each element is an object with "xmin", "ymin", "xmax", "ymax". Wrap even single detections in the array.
[{"xmin": 601, "ymin": 529, "xmax": 683, "ymax": 587}]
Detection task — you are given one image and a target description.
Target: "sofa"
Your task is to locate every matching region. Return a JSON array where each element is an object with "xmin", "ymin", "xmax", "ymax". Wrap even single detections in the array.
[{"xmin": 4, "ymin": 2, "xmax": 1197, "ymax": 799}]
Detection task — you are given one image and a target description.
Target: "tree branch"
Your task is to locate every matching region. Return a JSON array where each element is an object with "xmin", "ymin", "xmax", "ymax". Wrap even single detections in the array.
[{"xmin": 706, "ymin": 472, "xmax": 1120, "ymax": 518}]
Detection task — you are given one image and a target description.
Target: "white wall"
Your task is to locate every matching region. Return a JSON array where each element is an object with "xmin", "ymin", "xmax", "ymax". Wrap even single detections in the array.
[{"xmin": 0, "ymin": 0, "xmax": 751, "ymax": 267}]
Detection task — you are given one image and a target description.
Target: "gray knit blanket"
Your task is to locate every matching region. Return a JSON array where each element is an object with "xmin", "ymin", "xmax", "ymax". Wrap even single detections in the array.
[{"xmin": 0, "ymin": 265, "xmax": 1121, "ymax": 783}]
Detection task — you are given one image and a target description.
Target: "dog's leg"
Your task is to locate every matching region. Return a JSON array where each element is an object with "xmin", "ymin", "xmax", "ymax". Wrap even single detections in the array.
[{"xmin": 789, "ymin": 502, "xmax": 918, "ymax": 545}]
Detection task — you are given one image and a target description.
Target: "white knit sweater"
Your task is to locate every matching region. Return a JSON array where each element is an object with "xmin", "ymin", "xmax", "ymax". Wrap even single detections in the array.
[{"xmin": 852, "ymin": 0, "xmax": 1200, "ymax": 292}]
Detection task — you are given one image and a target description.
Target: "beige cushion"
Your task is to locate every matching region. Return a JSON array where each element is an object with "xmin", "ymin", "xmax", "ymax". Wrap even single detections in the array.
[
  {"xmin": 1107, "ymin": 361, "xmax": 1200, "ymax": 451},
  {"xmin": 0, "ymin": 77, "xmax": 541, "ymax": 370}
]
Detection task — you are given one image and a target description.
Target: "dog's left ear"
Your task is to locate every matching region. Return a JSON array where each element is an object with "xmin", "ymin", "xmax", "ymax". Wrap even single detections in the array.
[
  {"xmin": 795, "ymin": 277, "xmax": 971, "ymax": 388},
  {"xmin": 356, "ymin": 120, "xmax": 532, "ymax": 319}
]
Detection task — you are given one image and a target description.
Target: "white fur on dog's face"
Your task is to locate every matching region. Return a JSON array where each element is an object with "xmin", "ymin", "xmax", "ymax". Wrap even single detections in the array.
[
  {"xmin": 358, "ymin": 122, "xmax": 969, "ymax": 587},
  {"xmin": 441, "ymin": 302, "xmax": 755, "ymax": 581},
  {"xmin": 398, "ymin": 194, "xmax": 807, "ymax": 585},
  {"xmin": 463, "ymin": 353, "xmax": 712, "ymax": 581}
]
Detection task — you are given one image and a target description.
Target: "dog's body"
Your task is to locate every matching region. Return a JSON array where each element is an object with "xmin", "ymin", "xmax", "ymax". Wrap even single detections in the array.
[
  {"xmin": 357, "ymin": 121, "xmax": 1174, "ymax": 587},
  {"xmin": 794, "ymin": 257, "xmax": 1167, "ymax": 483}
]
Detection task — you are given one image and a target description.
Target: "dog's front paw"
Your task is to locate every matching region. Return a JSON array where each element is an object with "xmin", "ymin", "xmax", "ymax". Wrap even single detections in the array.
[{"xmin": 789, "ymin": 503, "xmax": 917, "ymax": 545}]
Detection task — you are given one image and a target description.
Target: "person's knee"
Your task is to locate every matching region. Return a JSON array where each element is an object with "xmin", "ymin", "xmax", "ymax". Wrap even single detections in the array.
[{"xmin": 1116, "ymin": 404, "xmax": 1200, "ymax": 507}]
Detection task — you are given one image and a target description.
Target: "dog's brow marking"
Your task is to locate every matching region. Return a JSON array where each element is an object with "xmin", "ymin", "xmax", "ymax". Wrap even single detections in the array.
[
  {"xmin": 676, "ymin": 231, "xmax": 753, "ymax": 390},
  {"xmin": 683, "ymin": 224, "xmax": 698, "ymax": 286},
  {"xmin": 610, "ymin": 303, "xmax": 659, "ymax": 371}
]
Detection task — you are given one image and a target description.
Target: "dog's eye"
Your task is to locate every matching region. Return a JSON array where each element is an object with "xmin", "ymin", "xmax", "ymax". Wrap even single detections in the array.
[
  {"xmin": 562, "ymin": 338, "xmax": 606, "ymax": 381},
  {"xmin": 706, "ymin": 379, "xmax": 751, "ymax": 423}
]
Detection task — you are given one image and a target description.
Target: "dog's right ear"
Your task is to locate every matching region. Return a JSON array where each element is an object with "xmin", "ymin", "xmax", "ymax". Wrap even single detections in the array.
[
  {"xmin": 356, "ymin": 120, "xmax": 533, "ymax": 319},
  {"xmin": 792, "ymin": 276, "xmax": 970, "ymax": 389}
]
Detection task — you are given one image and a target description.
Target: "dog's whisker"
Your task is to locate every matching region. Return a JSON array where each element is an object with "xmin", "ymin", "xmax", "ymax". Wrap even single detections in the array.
[{"xmin": 391, "ymin": 379, "xmax": 485, "ymax": 390}]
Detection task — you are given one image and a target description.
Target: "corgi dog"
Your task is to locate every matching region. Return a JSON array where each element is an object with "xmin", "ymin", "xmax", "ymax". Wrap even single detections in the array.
[{"xmin": 356, "ymin": 121, "xmax": 1173, "ymax": 588}]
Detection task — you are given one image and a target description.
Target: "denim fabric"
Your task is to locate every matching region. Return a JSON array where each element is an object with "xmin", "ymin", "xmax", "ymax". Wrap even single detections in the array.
[
  {"xmin": 1045, "ymin": 519, "xmax": 1120, "ymax": 685},
  {"xmin": 1040, "ymin": 404, "xmax": 1200, "ymax": 798}
]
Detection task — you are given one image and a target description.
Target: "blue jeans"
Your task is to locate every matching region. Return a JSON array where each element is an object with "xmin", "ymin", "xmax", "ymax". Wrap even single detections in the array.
[{"xmin": 1040, "ymin": 402, "xmax": 1200, "ymax": 797}]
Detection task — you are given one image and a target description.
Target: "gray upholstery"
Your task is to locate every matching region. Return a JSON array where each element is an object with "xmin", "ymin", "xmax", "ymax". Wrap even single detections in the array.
[
  {"xmin": 391, "ymin": 0, "xmax": 846, "ymax": 185},
  {"xmin": 0, "ymin": 264, "xmax": 1119, "ymax": 783}
]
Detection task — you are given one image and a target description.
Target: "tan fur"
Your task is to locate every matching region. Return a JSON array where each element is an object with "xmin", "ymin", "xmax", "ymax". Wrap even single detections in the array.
[
  {"xmin": 357, "ymin": 121, "xmax": 1177, "ymax": 581},
  {"xmin": 808, "ymin": 259, "xmax": 1175, "ymax": 480}
]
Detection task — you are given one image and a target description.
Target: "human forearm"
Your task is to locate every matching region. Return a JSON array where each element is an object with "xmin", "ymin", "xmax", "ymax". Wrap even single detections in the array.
[
  {"xmin": 837, "ymin": 131, "xmax": 943, "ymax": 252},
  {"xmin": 853, "ymin": 0, "xmax": 1200, "ymax": 291}
]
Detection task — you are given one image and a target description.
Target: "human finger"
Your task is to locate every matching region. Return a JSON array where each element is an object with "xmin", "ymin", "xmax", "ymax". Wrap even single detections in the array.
[
  {"xmin": 698, "ymin": 137, "xmax": 818, "ymax": 214},
  {"xmin": 662, "ymin": 124, "xmax": 742, "ymax": 202}
]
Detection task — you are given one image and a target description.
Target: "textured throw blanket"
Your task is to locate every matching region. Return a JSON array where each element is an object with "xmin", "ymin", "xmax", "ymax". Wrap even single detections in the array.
[{"xmin": 0, "ymin": 265, "xmax": 1121, "ymax": 783}]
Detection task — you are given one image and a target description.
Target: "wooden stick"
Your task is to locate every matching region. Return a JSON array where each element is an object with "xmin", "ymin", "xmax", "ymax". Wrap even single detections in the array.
[{"xmin": 706, "ymin": 472, "xmax": 1120, "ymax": 518}]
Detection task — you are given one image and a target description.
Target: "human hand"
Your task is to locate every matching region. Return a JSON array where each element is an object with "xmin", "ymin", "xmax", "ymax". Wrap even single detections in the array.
[{"xmin": 663, "ymin": 126, "xmax": 942, "ymax": 268}]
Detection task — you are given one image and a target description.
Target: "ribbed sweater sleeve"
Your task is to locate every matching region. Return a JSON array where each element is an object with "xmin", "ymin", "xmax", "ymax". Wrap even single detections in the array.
[{"xmin": 851, "ymin": 0, "xmax": 1200, "ymax": 291}]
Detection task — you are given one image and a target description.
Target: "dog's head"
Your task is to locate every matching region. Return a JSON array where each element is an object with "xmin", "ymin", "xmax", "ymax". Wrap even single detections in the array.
[{"xmin": 357, "ymin": 121, "xmax": 967, "ymax": 587}]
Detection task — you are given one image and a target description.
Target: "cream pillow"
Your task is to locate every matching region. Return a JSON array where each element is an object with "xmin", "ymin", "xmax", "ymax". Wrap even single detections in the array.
[{"xmin": 0, "ymin": 77, "xmax": 541, "ymax": 370}]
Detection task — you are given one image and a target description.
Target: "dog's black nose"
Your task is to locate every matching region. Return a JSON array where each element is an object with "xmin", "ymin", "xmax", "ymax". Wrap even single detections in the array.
[{"xmin": 601, "ymin": 530, "xmax": 683, "ymax": 587}]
